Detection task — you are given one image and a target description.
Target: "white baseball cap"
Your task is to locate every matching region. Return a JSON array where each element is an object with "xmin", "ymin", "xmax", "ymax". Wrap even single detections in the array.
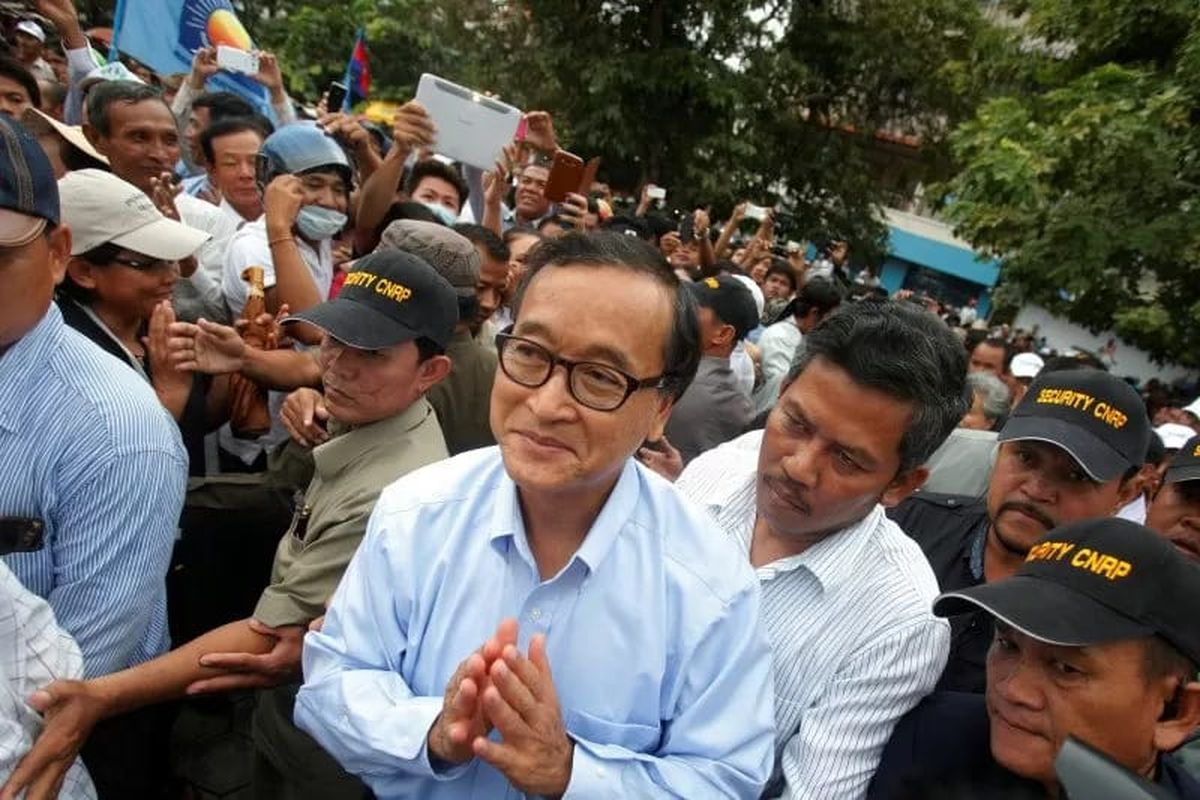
[
  {"xmin": 15, "ymin": 20, "xmax": 45, "ymax": 43},
  {"xmin": 1155, "ymin": 423, "xmax": 1196, "ymax": 452},
  {"xmin": 58, "ymin": 169, "xmax": 209, "ymax": 260},
  {"xmin": 1009, "ymin": 351, "xmax": 1045, "ymax": 379},
  {"xmin": 1184, "ymin": 398, "xmax": 1200, "ymax": 421}
]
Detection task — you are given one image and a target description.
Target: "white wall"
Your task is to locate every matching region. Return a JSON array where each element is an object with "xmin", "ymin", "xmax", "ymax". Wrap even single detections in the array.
[{"xmin": 1013, "ymin": 304, "xmax": 1197, "ymax": 385}]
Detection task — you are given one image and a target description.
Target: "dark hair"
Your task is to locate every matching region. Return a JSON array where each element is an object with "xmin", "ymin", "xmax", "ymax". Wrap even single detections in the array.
[
  {"xmin": 503, "ymin": 225, "xmax": 541, "ymax": 247},
  {"xmin": 1143, "ymin": 635, "xmax": 1197, "ymax": 683},
  {"xmin": 405, "ymin": 159, "xmax": 468, "ymax": 207},
  {"xmin": 537, "ymin": 214, "xmax": 566, "ymax": 232},
  {"xmin": 793, "ymin": 276, "xmax": 843, "ymax": 318},
  {"xmin": 511, "ymin": 231, "xmax": 701, "ymax": 401},
  {"xmin": 0, "ymin": 56, "xmax": 40, "ymax": 108},
  {"xmin": 57, "ymin": 242, "xmax": 125, "ymax": 303},
  {"xmin": 602, "ymin": 214, "xmax": 652, "ymax": 240},
  {"xmin": 415, "ymin": 336, "xmax": 444, "ymax": 362},
  {"xmin": 1146, "ymin": 432, "xmax": 1167, "ymax": 466},
  {"xmin": 785, "ymin": 301, "xmax": 971, "ymax": 472},
  {"xmin": 974, "ymin": 336, "xmax": 1009, "ymax": 361},
  {"xmin": 764, "ymin": 261, "xmax": 797, "ymax": 293},
  {"xmin": 191, "ymin": 91, "xmax": 256, "ymax": 123},
  {"xmin": 199, "ymin": 115, "xmax": 271, "ymax": 164},
  {"xmin": 87, "ymin": 81, "xmax": 166, "ymax": 137},
  {"xmin": 453, "ymin": 223, "xmax": 510, "ymax": 263}
]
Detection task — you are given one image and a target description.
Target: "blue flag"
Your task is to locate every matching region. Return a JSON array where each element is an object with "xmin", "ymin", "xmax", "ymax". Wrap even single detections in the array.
[
  {"xmin": 111, "ymin": 0, "xmax": 272, "ymax": 115},
  {"xmin": 341, "ymin": 29, "xmax": 370, "ymax": 112}
]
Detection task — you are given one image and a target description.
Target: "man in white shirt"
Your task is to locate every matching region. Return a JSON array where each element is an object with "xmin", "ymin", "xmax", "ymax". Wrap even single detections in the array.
[
  {"xmin": 220, "ymin": 122, "xmax": 350, "ymax": 468},
  {"xmin": 677, "ymin": 300, "xmax": 971, "ymax": 799},
  {"xmin": 752, "ymin": 276, "xmax": 842, "ymax": 414},
  {"xmin": 78, "ymin": 80, "xmax": 236, "ymax": 322}
]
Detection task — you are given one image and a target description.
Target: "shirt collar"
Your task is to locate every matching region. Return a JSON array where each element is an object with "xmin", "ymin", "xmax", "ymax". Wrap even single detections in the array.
[
  {"xmin": 762, "ymin": 505, "xmax": 883, "ymax": 591},
  {"xmin": 0, "ymin": 305, "xmax": 62, "ymax": 433},
  {"xmin": 489, "ymin": 456, "xmax": 640, "ymax": 577},
  {"xmin": 312, "ymin": 398, "xmax": 433, "ymax": 479}
]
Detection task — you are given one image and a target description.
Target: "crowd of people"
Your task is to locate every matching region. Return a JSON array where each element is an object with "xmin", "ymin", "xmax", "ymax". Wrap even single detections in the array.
[{"xmin": 2, "ymin": 3, "xmax": 1200, "ymax": 799}]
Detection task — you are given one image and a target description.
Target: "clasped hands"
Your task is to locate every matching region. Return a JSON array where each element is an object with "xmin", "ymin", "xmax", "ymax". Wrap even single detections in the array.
[{"xmin": 428, "ymin": 618, "xmax": 573, "ymax": 797}]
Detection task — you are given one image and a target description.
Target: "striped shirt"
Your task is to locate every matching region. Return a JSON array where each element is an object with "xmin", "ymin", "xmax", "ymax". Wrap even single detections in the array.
[
  {"xmin": 0, "ymin": 561, "xmax": 95, "ymax": 797},
  {"xmin": 0, "ymin": 306, "xmax": 187, "ymax": 677},
  {"xmin": 677, "ymin": 431, "xmax": 950, "ymax": 800}
]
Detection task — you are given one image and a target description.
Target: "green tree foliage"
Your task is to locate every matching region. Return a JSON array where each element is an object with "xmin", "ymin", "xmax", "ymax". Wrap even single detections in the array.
[
  {"xmin": 235, "ymin": 0, "xmax": 987, "ymax": 264},
  {"xmin": 941, "ymin": 0, "xmax": 1200, "ymax": 365}
]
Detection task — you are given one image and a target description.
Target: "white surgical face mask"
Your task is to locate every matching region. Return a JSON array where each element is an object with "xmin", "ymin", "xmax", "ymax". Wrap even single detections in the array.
[
  {"xmin": 421, "ymin": 201, "xmax": 458, "ymax": 227},
  {"xmin": 295, "ymin": 205, "xmax": 347, "ymax": 240}
]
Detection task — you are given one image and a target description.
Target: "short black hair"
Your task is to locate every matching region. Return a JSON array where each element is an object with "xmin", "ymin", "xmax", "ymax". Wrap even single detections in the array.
[
  {"xmin": 191, "ymin": 91, "xmax": 256, "ymax": 123},
  {"xmin": 785, "ymin": 300, "xmax": 971, "ymax": 472},
  {"xmin": 0, "ymin": 56, "xmax": 39, "ymax": 108},
  {"xmin": 415, "ymin": 336, "xmax": 444, "ymax": 363},
  {"xmin": 793, "ymin": 275, "xmax": 843, "ymax": 318},
  {"xmin": 537, "ymin": 214, "xmax": 566, "ymax": 232},
  {"xmin": 199, "ymin": 115, "xmax": 272, "ymax": 164},
  {"xmin": 512, "ymin": 231, "xmax": 701, "ymax": 401},
  {"xmin": 405, "ymin": 159, "xmax": 468, "ymax": 207},
  {"xmin": 453, "ymin": 223, "xmax": 510, "ymax": 263},
  {"xmin": 1143, "ymin": 635, "xmax": 1197, "ymax": 683},
  {"xmin": 764, "ymin": 261, "xmax": 797, "ymax": 293},
  {"xmin": 503, "ymin": 225, "xmax": 541, "ymax": 247},
  {"xmin": 87, "ymin": 81, "xmax": 167, "ymax": 137}
]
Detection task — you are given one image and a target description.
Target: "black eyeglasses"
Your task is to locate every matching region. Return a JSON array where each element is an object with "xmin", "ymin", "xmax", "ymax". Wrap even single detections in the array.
[
  {"xmin": 495, "ymin": 332, "xmax": 670, "ymax": 412},
  {"xmin": 109, "ymin": 255, "xmax": 171, "ymax": 271}
]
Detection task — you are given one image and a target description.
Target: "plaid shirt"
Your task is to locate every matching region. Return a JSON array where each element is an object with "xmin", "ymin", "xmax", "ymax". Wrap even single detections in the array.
[{"xmin": 0, "ymin": 561, "xmax": 95, "ymax": 797}]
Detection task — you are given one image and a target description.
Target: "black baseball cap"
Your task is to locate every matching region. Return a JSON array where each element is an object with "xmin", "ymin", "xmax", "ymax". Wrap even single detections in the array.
[
  {"xmin": 1165, "ymin": 435, "xmax": 1200, "ymax": 485},
  {"xmin": 686, "ymin": 275, "xmax": 759, "ymax": 341},
  {"xmin": 284, "ymin": 250, "xmax": 458, "ymax": 350},
  {"xmin": 0, "ymin": 114, "xmax": 59, "ymax": 246},
  {"xmin": 999, "ymin": 369, "xmax": 1150, "ymax": 481},
  {"xmin": 935, "ymin": 517, "xmax": 1200, "ymax": 665}
]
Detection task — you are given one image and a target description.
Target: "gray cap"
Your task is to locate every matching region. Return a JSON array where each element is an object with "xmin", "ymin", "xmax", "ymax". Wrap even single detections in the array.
[{"xmin": 376, "ymin": 220, "xmax": 480, "ymax": 295}]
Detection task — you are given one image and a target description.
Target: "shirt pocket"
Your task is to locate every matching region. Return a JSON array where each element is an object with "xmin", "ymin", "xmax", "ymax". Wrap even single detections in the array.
[{"xmin": 565, "ymin": 708, "xmax": 661, "ymax": 753}]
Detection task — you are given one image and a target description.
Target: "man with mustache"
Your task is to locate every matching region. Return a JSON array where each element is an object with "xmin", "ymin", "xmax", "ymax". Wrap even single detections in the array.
[
  {"xmin": 1146, "ymin": 434, "xmax": 1200, "ymax": 563},
  {"xmin": 889, "ymin": 368, "xmax": 1150, "ymax": 693},
  {"xmin": 676, "ymin": 301, "xmax": 969, "ymax": 799}
]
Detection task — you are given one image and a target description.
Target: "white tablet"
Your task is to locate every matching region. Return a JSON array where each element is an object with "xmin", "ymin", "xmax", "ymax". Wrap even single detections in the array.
[{"xmin": 414, "ymin": 74, "xmax": 523, "ymax": 171}]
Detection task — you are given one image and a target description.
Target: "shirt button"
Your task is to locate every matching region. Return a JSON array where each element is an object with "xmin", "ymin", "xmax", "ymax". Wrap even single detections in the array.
[
  {"xmin": 530, "ymin": 608, "xmax": 543, "ymax": 621},
  {"xmin": 595, "ymin": 767, "xmax": 605, "ymax": 778}
]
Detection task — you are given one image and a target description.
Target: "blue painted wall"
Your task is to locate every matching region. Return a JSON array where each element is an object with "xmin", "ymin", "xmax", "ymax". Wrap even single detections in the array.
[{"xmin": 886, "ymin": 224, "xmax": 1001, "ymax": 288}]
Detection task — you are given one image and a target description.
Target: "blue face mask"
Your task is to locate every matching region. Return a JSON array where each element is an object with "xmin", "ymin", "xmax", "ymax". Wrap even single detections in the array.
[
  {"xmin": 295, "ymin": 205, "xmax": 348, "ymax": 241},
  {"xmin": 421, "ymin": 202, "xmax": 458, "ymax": 227}
]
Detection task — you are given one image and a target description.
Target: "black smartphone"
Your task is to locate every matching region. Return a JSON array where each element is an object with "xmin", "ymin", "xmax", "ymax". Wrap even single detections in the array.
[
  {"xmin": 326, "ymin": 81, "xmax": 348, "ymax": 111},
  {"xmin": 679, "ymin": 214, "xmax": 695, "ymax": 244},
  {"xmin": 0, "ymin": 517, "xmax": 45, "ymax": 555}
]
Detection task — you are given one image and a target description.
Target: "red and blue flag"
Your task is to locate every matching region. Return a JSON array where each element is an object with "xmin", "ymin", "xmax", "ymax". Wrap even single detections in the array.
[{"xmin": 342, "ymin": 29, "xmax": 370, "ymax": 111}]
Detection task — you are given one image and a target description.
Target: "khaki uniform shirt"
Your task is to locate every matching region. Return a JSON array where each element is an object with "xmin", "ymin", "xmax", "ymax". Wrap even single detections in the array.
[
  {"xmin": 253, "ymin": 398, "xmax": 447, "ymax": 627},
  {"xmin": 426, "ymin": 329, "xmax": 498, "ymax": 456}
]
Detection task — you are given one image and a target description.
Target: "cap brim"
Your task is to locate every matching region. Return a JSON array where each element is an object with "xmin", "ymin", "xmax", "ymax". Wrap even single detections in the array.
[
  {"xmin": 933, "ymin": 576, "xmax": 1152, "ymax": 648},
  {"xmin": 109, "ymin": 217, "xmax": 209, "ymax": 261},
  {"xmin": 283, "ymin": 299, "xmax": 423, "ymax": 350},
  {"xmin": 999, "ymin": 416, "xmax": 1132, "ymax": 482},
  {"xmin": 25, "ymin": 109, "xmax": 108, "ymax": 165},
  {"xmin": 0, "ymin": 208, "xmax": 46, "ymax": 247},
  {"xmin": 1166, "ymin": 464, "xmax": 1200, "ymax": 484}
]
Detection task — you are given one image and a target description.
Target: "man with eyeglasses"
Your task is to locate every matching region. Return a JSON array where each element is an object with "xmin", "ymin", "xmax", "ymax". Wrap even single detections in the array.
[{"xmin": 293, "ymin": 231, "xmax": 777, "ymax": 798}]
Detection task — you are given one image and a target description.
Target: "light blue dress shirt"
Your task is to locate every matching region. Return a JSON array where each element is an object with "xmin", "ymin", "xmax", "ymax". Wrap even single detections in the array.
[
  {"xmin": 0, "ymin": 306, "xmax": 187, "ymax": 676},
  {"xmin": 295, "ymin": 447, "xmax": 776, "ymax": 799}
]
